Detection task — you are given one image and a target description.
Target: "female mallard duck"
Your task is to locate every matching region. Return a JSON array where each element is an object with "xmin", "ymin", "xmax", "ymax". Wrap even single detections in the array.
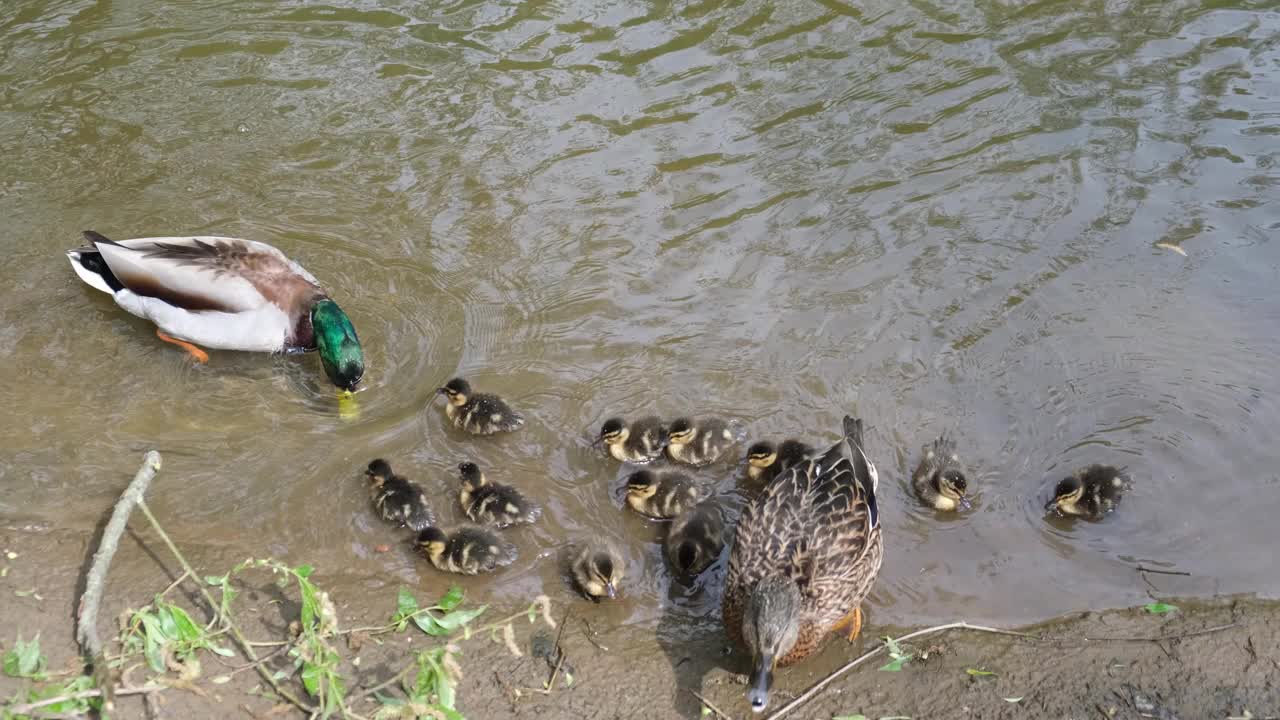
[
  {"xmin": 624, "ymin": 469, "xmax": 702, "ymax": 519},
  {"xmin": 457, "ymin": 461, "xmax": 541, "ymax": 527},
  {"xmin": 66, "ymin": 230, "xmax": 363, "ymax": 389},
  {"xmin": 745, "ymin": 439, "xmax": 815, "ymax": 486},
  {"xmin": 723, "ymin": 416, "xmax": 883, "ymax": 714},
  {"xmin": 666, "ymin": 416, "xmax": 735, "ymax": 466},
  {"xmin": 569, "ymin": 543, "xmax": 624, "ymax": 601},
  {"xmin": 1045, "ymin": 465, "xmax": 1128, "ymax": 519},
  {"xmin": 666, "ymin": 501, "xmax": 726, "ymax": 578},
  {"xmin": 415, "ymin": 526, "xmax": 517, "ymax": 575},
  {"xmin": 437, "ymin": 378, "xmax": 524, "ymax": 435},
  {"xmin": 598, "ymin": 416, "xmax": 668, "ymax": 464},
  {"xmin": 365, "ymin": 459, "xmax": 436, "ymax": 531},
  {"xmin": 911, "ymin": 434, "xmax": 971, "ymax": 511}
]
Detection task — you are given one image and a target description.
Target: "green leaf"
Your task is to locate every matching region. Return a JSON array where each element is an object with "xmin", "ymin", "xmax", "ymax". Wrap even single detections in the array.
[
  {"xmin": 1003, "ymin": 697, "xmax": 1023, "ymax": 703},
  {"xmin": 294, "ymin": 564, "xmax": 315, "ymax": 579},
  {"xmin": 413, "ymin": 613, "xmax": 446, "ymax": 637},
  {"xmin": 878, "ymin": 656, "xmax": 910, "ymax": 672},
  {"xmin": 430, "ymin": 705, "xmax": 464, "ymax": 720},
  {"xmin": 434, "ymin": 605, "xmax": 487, "ymax": 632},
  {"xmin": 205, "ymin": 574, "xmax": 226, "ymax": 586},
  {"xmin": 301, "ymin": 662, "xmax": 321, "ymax": 696},
  {"xmin": 966, "ymin": 668, "xmax": 996, "ymax": 677},
  {"xmin": 139, "ymin": 613, "xmax": 168, "ymax": 673},
  {"xmin": 165, "ymin": 604, "xmax": 202, "ymax": 643},
  {"xmin": 437, "ymin": 586, "xmax": 464, "ymax": 612},
  {"xmin": 1143, "ymin": 602, "xmax": 1178, "ymax": 615},
  {"xmin": 397, "ymin": 588, "xmax": 419, "ymax": 617},
  {"xmin": 210, "ymin": 645, "xmax": 236, "ymax": 657},
  {"xmin": 3, "ymin": 634, "xmax": 47, "ymax": 679}
]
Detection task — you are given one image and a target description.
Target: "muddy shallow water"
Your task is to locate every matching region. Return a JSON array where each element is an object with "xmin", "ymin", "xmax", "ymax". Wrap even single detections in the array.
[{"xmin": 1, "ymin": 0, "xmax": 1279, "ymax": 638}]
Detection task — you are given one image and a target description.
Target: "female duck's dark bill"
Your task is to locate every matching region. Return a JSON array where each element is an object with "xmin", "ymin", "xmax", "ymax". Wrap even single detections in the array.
[{"xmin": 748, "ymin": 658, "xmax": 772, "ymax": 712}]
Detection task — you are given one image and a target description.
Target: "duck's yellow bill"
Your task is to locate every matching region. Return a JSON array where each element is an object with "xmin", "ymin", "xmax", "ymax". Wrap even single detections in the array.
[{"xmin": 338, "ymin": 390, "xmax": 360, "ymax": 421}]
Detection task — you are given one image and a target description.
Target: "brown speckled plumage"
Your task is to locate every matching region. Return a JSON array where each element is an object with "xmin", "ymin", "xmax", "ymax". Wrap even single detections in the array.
[{"xmin": 723, "ymin": 416, "xmax": 883, "ymax": 667}]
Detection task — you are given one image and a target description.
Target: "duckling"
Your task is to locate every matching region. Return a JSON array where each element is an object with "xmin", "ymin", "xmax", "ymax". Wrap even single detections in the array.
[
  {"xmin": 437, "ymin": 377, "xmax": 524, "ymax": 435},
  {"xmin": 364, "ymin": 459, "xmax": 436, "ymax": 531},
  {"xmin": 624, "ymin": 469, "xmax": 702, "ymax": 519},
  {"xmin": 666, "ymin": 416, "xmax": 736, "ymax": 466},
  {"xmin": 569, "ymin": 543, "xmax": 624, "ymax": 602},
  {"xmin": 745, "ymin": 439, "xmax": 815, "ymax": 485},
  {"xmin": 598, "ymin": 416, "xmax": 668, "ymax": 464},
  {"xmin": 1045, "ymin": 465, "xmax": 1129, "ymax": 519},
  {"xmin": 457, "ymin": 461, "xmax": 541, "ymax": 528},
  {"xmin": 666, "ymin": 501, "xmax": 726, "ymax": 578},
  {"xmin": 910, "ymin": 434, "xmax": 971, "ymax": 511},
  {"xmin": 415, "ymin": 526, "xmax": 517, "ymax": 575}
]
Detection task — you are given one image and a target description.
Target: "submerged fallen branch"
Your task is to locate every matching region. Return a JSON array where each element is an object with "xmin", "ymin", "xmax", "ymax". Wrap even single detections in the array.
[
  {"xmin": 76, "ymin": 450, "xmax": 162, "ymax": 711},
  {"xmin": 765, "ymin": 622, "xmax": 1040, "ymax": 720}
]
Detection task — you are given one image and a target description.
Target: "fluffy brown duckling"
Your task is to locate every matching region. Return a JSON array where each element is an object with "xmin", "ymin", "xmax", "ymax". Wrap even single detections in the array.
[
  {"xmin": 1045, "ymin": 465, "xmax": 1129, "ymax": 519},
  {"xmin": 666, "ymin": 501, "xmax": 726, "ymax": 578},
  {"xmin": 457, "ymin": 461, "xmax": 541, "ymax": 528},
  {"xmin": 666, "ymin": 416, "xmax": 735, "ymax": 466},
  {"xmin": 910, "ymin": 434, "xmax": 971, "ymax": 511},
  {"xmin": 415, "ymin": 526, "xmax": 517, "ymax": 575},
  {"xmin": 598, "ymin": 416, "xmax": 668, "ymax": 464},
  {"xmin": 570, "ymin": 543, "xmax": 624, "ymax": 602},
  {"xmin": 745, "ymin": 439, "xmax": 815, "ymax": 486},
  {"xmin": 364, "ymin": 459, "xmax": 436, "ymax": 531},
  {"xmin": 437, "ymin": 377, "xmax": 524, "ymax": 435},
  {"xmin": 624, "ymin": 469, "xmax": 702, "ymax": 519}
]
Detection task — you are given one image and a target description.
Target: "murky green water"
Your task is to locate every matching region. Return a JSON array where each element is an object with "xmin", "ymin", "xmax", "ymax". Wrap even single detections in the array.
[{"xmin": 2, "ymin": 0, "xmax": 1278, "ymax": 630}]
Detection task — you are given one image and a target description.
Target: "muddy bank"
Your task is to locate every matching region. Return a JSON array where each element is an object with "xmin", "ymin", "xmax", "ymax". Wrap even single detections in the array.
[{"xmin": 2, "ymin": 523, "xmax": 1278, "ymax": 719}]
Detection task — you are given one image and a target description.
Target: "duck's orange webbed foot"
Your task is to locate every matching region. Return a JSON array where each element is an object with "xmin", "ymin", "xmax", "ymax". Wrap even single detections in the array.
[
  {"xmin": 156, "ymin": 329, "xmax": 209, "ymax": 363},
  {"xmin": 832, "ymin": 606, "xmax": 863, "ymax": 643}
]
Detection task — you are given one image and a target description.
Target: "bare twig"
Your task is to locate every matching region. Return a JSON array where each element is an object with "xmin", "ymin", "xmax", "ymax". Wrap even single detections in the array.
[
  {"xmin": 765, "ymin": 622, "xmax": 1039, "ymax": 720},
  {"xmin": 133, "ymin": 500, "xmax": 315, "ymax": 715},
  {"xmin": 158, "ymin": 569, "xmax": 191, "ymax": 599},
  {"xmin": 77, "ymin": 451, "xmax": 162, "ymax": 710},
  {"xmin": 225, "ymin": 642, "xmax": 293, "ymax": 678},
  {"xmin": 353, "ymin": 663, "xmax": 415, "ymax": 702},
  {"xmin": 579, "ymin": 616, "xmax": 609, "ymax": 652},
  {"xmin": 1136, "ymin": 565, "xmax": 1191, "ymax": 577},
  {"xmin": 1081, "ymin": 623, "xmax": 1237, "ymax": 643},
  {"xmin": 544, "ymin": 608, "xmax": 572, "ymax": 692},
  {"xmin": 7, "ymin": 683, "xmax": 166, "ymax": 716},
  {"xmin": 688, "ymin": 689, "xmax": 734, "ymax": 720}
]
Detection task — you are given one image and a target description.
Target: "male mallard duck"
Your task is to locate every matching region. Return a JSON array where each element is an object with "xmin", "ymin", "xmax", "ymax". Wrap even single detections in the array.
[
  {"xmin": 723, "ymin": 416, "xmax": 883, "ymax": 714},
  {"xmin": 1045, "ymin": 465, "xmax": 1128, "ymax": 519},
  {"xmin": 745, "ymin": 439, "xmax": 815, "ymax": 486},
  {"xmin": 911, "ymin": 434, "xmax": 971, "ymax": 511},
  {"xmin": 624, "ymin": 469, "xmax": 702, "ymax": 519},
  {"xmin": 666, "ymin": 416, "xmax": 735, "ymax": 466},
  {"xmin": 364, "ymin": 459, "xmax": 436, "ymax": 531},
  {"xmin": 598, "ymin": 416, "xmax": 668, "ymax": 464},
  {"xmin": 569, "ymin": 543, "xmax": 624, "ymax": 602},
  {"xmin": 436, "ymin": 378, "xmax": 524, "ymax": 435},
  {"xmin": 457, "ymin": 461, "xmax": 541, "ymax": 528},
  {"xmin": 666, "ymin": 501, "xmax": 726, "ymax": 578},
  {"xmin": 415, "ymin": 526, "xmax": 517, "ymax": 575},
  {"xmin": 66, "ymin": 230, "xmax": 363, "ymax": 389}
]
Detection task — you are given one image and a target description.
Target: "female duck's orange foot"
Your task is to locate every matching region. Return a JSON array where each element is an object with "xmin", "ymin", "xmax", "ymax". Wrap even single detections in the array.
[
  {"xmin": 832, "ymin": 606, "xmax": 864, "ymax": 643},
  {"xmin": 156, "ymin": 329, "xmax": 209, "ymax": 363}
]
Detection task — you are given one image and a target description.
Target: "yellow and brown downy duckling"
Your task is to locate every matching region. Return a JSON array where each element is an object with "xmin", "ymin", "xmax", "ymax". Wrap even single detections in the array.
[
  {"xmin": 457, "ymin": 461, "xmax": 541, "ymax": 528},
  {"xmin": 666, "ymin": 416, "xmax": 735, "ymax": 466},
  {"xmin": 1045, "ymin": 465, "xmax": 1129, "ymax": 520},
  {"xmin": 911, "ymin": 434, "xmax": 971, "ymax": 511},
  {"xmin": 745, "ymin": 439, "xmax": 815, "ymax": 486},
  {"xmin": 723, "ymin": 416, "xmax": 883, "ymax": 713},
  {"xmin": 415, "ymin": 526, "xmax": 517, "ymax": 576},
  {"xmin": 666, "ymin": 501, "xmax": 726, "ymax": 578},
  {"xmin": 598, "ymin": 416, "xmax": 668, "ymax": 464},
  {"xmin": 570, "ymin": 543, "xmax": 624, "ymax": 602},
  {"xmin": 624, "ymin": 469, "xmax": 703, "ymax": 519},
  {"xmin": 364, "ymin": 459, "xmax": 436, "ymax": 532},
  {"xmin": 437, "ymin": 377, "xmax": 524, "ymax": 435}
]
